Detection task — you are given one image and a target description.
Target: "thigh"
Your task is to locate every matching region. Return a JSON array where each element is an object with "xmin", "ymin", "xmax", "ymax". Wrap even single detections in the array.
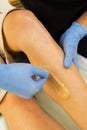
[{"xmin": 0, "ymin": 93, "xmax": 63, "ymax": 130}]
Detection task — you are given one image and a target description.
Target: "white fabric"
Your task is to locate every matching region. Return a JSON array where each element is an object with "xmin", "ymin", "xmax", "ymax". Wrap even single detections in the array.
[
  {"xmin": 0, "ymin": 0, "xmax": 14, "ymax": 13},
  {"xmin": 0, "ymin": 116, "xmax": 9, "ymax": 130},
  {"xmin": 78, "ymin": 54, "xmax": 87, "ymax": 83}
]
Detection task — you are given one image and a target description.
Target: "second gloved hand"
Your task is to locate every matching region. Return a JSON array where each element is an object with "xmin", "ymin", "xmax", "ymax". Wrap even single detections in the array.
[
  {"xmin": 0, "ymin": 63, "xmax": 49, "ymax": 98},
  {"xmin": 60, "ymin": 22, "xmax": 87, "ymax": 68}
]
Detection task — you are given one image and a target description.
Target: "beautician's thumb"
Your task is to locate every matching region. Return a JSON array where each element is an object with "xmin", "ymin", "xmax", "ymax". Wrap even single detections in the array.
[
  {"xmin": 34, "ymin": 78, "xmax": 47, "ymax": 93},
  {"xmin": 64, "ymin": 46, "xmax": 79, "ymax": 68},
  {"xmin": 32, "ymin": 66, "xmax": 49, "ymax": 79},
  {"xmin": 64, "ymin": 53, "xmax": 72, "ymax": 68}
]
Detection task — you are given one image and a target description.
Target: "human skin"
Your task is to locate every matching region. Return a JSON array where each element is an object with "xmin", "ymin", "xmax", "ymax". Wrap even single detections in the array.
[
  {"xmin": 2, "ymin": 9, "xmax": 87, "ymax": 129},
  {"xmin": 77, "ymin": 11, "xmax": 87, "ymax": 29},
  {"xmin": 0, "ymin": 93, "xmax": 63, "ymax": 130},
  {"xmin": 0, "ymin": 10, "xmax": 63, "ymax": 130}
]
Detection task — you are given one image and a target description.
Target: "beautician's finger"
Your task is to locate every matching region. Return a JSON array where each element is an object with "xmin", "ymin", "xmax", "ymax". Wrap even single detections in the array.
[
  {"xmin": 31, "ymin": 65, "xmax": 49, "ymax": 78},
  {"xmin": 33, "ymin": 78, "xmax": 47, "ymax": 93}
]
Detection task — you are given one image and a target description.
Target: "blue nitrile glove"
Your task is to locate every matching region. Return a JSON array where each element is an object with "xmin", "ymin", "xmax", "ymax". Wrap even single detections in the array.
[
  {"xmin": 0, "ymin": 63, "xmax": 49, "ymax": 98},
  {"xmin": 60, "ymin": 22, "xmax": 87, "ymax": 68}
]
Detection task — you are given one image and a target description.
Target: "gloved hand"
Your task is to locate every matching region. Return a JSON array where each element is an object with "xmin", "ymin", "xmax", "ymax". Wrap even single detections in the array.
[
  {"xmin": 0, "ymin": 63, "xmax": 49, "ymax": 98},
  {"xmin": 60, "ymin": 22, "xmax": 87, "ymax": 68}
]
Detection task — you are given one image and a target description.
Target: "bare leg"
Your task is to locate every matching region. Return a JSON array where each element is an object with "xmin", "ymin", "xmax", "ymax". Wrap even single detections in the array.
[
  {"xmin": 0, "ymin": 93, "xmax": 63, "ymax": 130},
  {"xmin": 0, "ymin": 56, "xmax": 63, "ymax": 130},
  {"xmin": 3, "ymin": 9, "xmax": 87, "ymax": 129}
]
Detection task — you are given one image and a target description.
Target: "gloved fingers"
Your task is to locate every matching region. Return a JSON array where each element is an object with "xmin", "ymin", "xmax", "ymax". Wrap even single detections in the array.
[
  {"xmin": 31, "ymin": 65, "xmax": 49, "ymax": 78},
  {"xmin": 64, "ymin": 55, "xmax": 72, "ymax": 68},
  {"xmin": 22, "ymin": 79, "xmax": 46, "ymax": 98},
  {"xmin": 64, "ymin": 49, "xmax": 79, "ymax": 69},
  {"xmin": 64, "ymin": 48, "xmax": 73, "ymax": 68},
  {"xmin": 16, "ymin": 88, "xmax": 33, "ymax": 99},
  {"xmin": 33, "ymin": 78, "xmax": 47, "ymax": 93}
]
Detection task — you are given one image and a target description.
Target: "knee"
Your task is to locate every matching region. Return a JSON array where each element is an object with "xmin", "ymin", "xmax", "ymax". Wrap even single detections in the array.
[
  {"xmin": 5, "ymin": 9, "xmax": 38, "ymax": 26},
  {"xmin": 3, "ymin": 9, "xmax": 40, "ymax": 36},
  {"xmin": 3, "ymin": 9, "xmax": 44, "ymax": 52},
  {"xmin": 11, "ymin": 9, "xmax": 36, "ymax": 23}
]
